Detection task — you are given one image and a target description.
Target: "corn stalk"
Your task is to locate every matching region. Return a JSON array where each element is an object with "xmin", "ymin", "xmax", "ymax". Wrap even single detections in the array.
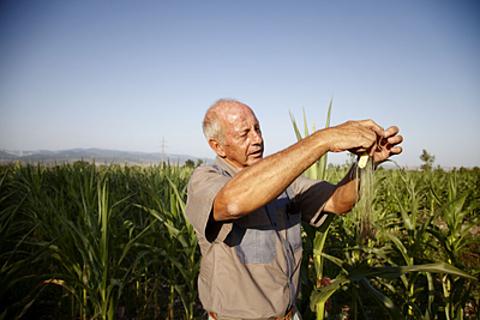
[{"xmin": 290, "ymin": 99, "xmax": 332, "ymax": 320}]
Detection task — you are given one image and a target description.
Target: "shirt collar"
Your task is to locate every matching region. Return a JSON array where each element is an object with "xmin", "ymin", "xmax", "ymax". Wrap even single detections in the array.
[{"xmin": 214, "ymin": 156, "xmax": 242, "ymax": 177}]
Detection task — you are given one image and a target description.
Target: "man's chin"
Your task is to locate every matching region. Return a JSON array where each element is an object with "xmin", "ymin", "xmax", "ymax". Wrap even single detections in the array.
[{"xmin": 247, "ymin": 154, "xmax": 263, "ymax": 165}]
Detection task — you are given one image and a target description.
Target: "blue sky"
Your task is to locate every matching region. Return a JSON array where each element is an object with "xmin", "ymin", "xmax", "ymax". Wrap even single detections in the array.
[{"xmin": 1, "ymin": 0, "xmax": 479, "ymax": 167}]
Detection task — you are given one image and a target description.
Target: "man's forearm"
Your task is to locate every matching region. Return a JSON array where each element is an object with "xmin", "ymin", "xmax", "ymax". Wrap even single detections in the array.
[
  {"xmin": 323, "ymin": 164, "xmax": 360, "ymax": 215},
  {"xmin": 213, "ymin": 129, "xmax": 333, "ymax": 221}
]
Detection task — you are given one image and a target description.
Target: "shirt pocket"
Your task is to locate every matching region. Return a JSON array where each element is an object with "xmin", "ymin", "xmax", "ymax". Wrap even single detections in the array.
[{"xmin": 235, "ymin": 228, "xmax": 277, "ymax": 264}]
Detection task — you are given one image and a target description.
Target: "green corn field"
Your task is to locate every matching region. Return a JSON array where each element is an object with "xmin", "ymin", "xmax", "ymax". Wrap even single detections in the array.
[
  {"xmin": 0, "ymin": 160, "xmax": 478, "ymax": 320},
  {"xmin": 1, "ymin": 157, "xmax": 479, "ymax": 320}
]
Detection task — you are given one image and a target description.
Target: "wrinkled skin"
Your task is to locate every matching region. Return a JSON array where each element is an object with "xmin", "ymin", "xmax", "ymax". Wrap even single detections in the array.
[{"xmin": 207, "ymin": 102, "xmax": 264, "ymax": 169}]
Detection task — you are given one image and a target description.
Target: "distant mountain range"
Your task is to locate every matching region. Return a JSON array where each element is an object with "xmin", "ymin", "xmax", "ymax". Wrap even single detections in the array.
[{"xmin": 0, "ymin": 148, "xmax": 209, "ymax": 165}]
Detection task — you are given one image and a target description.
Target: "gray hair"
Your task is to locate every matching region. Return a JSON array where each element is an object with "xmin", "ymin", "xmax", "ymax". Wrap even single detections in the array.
[{"xmin": 203, "ymin": 98, "xmax": 241, "ymax": 143}]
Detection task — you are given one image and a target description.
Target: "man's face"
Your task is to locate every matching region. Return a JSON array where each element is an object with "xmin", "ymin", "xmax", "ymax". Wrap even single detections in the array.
[{"xmin": 219, "ymin": 105, "xmax": 264, "ymax": 169}]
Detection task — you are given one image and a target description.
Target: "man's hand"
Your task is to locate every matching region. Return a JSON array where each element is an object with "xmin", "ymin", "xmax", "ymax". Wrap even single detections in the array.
[
  {"xmin": 327, "ymin": 119, "xmax": 384, "ymax": 153},
  {"xmin": 326, "ymin": 120, "xmax": 403, "ymax": 165},
  {"xmin": 323, "ymin": 122, "xmax": 403, "ymax": 215},
  {"xmin": 371, "ymin": 126, "xmax": 403, "ymax": 164}
]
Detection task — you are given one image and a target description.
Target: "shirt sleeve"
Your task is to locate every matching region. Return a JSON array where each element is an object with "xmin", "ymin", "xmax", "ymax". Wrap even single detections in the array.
[
  {"xmin": 185, "ymin": 165, "xmax": 233, "ymax": 243},
  {"xmin": 290, "ymin": 175, "xmax": 337, "ymax": 227}
]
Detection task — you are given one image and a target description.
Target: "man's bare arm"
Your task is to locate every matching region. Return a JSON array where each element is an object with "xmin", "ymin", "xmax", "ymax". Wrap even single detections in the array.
[{"xmin": 213, "ymin": 120, "xmax": 384, "ymax": 221}]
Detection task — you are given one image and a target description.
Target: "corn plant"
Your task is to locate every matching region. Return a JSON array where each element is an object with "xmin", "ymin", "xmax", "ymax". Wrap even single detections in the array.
[
  {"xmin": 289, "ymin": 107, "xmax": 479, "ymax": 320},
  {"xmin": 0, "ymin": 162, "xmax": 200, "ymax": 319},
  {"xmin": 0, "ymin": 165, "xmax": 51, "ymax": 319},
  {"xmin": 328, "ymin": 169, "xmax": 478, "ymax": 319},
  {"xmin": 135, "ymin": 171, "xmax": 199, "ymax": 320},
  {"xmin": 290, "ymin": 100, "xmax": 333, "ymax": 320},
  {"xmin": 427, "ymin": 172, "xmax": 480, "ymax": 319}
]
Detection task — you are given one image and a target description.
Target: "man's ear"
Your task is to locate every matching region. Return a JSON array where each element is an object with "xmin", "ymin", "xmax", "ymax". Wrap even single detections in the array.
[{"xmin": 208, "ymin": 139, "xmax": 226, "ymax": 158}]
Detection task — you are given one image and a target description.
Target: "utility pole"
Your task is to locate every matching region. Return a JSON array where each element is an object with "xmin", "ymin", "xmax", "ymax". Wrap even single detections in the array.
[{"xmin": 161, "ymin": 137, "xmax": 167, "ymax": 163}]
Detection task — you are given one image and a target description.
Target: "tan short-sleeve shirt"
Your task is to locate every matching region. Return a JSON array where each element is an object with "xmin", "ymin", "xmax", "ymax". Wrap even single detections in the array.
[{"xmin": 185, "ymin": 157, "xmax": 336, "ymax": 319}]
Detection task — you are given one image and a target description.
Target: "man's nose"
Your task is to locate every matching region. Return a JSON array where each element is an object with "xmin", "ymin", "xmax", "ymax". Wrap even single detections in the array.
[{"xmin": 250, "ymin": 130, "xmax": 263, "ymax": 144}]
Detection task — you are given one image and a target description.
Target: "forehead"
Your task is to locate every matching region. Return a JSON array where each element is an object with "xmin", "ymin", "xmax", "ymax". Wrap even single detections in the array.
[{"xmin": 222, "ymin": 105, "xmax": 259, "ymax": 131}]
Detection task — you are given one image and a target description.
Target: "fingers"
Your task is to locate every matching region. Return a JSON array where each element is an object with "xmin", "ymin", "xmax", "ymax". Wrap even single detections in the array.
[
  {"xmin": 390, "ymin": 146, "xmax": 403, "ymax": 155},
  {"xmin": 371, "ymin": 124, "xmax": 403, "ymax": 162},
  {"xmin": 372, "ymin": 145, "xmax": 403, "ymax": 164},
  {"xmin": 358, "ymin": 119, "xmax": 384, "ymax": 137},
  {"xmin": 384, "ymin": 126, "xmax": 400, "ymax": 138},
  {"xmin": 387, "ymin": 134, "xmax": 403, "ymax": 145},
  {"xmin": 353, "ymin": 119, "xmax": 384, "ymax": 150},
  {"xmin": 359, "ymin": 132, "xmax": 378, "ymax": 154}
]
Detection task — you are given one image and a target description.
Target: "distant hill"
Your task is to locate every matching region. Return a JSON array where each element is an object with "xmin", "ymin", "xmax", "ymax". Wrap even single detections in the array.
[{"xmin": 0, "ymin": 148, "xmax": 209, "ymax": 165}]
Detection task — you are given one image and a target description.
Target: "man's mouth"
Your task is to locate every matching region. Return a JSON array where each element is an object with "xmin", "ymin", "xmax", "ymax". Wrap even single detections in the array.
[{"xmin": 249, "ymin": 150, "xmax": 263, "ymax": 157}]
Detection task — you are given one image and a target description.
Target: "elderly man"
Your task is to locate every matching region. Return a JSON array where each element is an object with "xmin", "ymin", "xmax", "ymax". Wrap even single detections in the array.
[{"xmin": 185, "ymin": 99, "xmax": 403, "ymax": 320}]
